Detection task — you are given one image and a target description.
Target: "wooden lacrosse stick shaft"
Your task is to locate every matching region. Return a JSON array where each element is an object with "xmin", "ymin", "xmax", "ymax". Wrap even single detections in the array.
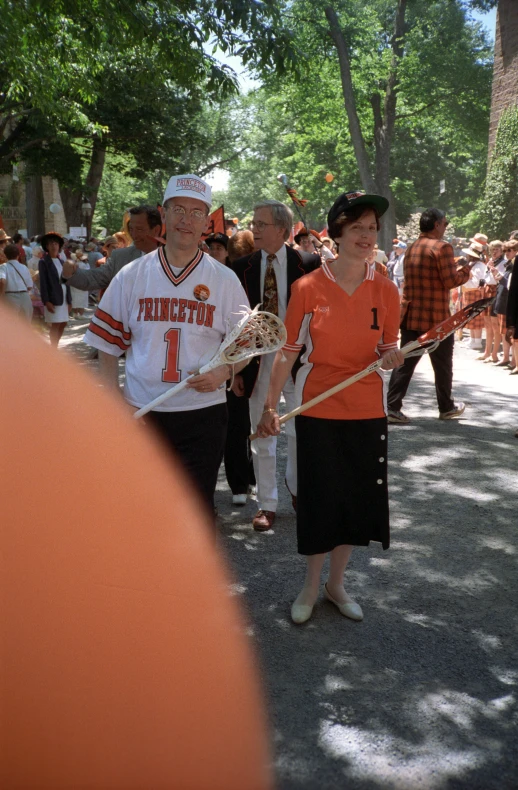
[
  {"xmin": 250, "ymin": 296, "xmax": 494, "ymax": 439},
  {"xmin": 250, "ymin": 339, "xmax": 422, "ymax": 440}
]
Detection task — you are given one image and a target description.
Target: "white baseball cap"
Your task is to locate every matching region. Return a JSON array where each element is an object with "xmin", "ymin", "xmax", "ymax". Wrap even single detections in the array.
[{"xmin": 163, "ymin": 174, "xmax": 212, "ymax": 209}]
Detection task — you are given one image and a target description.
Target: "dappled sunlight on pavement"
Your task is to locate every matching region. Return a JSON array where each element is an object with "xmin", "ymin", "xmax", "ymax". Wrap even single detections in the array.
[
  {"xmin": 63, "ymin": 320, "xmax": 517, "ymax": 789},
  {"xmin": 215, "ymin": 340, "xmax": 517, "ymax": 790}
]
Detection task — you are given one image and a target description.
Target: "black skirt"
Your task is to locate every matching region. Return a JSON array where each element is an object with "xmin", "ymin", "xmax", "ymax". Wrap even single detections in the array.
[{"xmin": 295, "ymin": 415, "xmax": 390, "ymax": 555}]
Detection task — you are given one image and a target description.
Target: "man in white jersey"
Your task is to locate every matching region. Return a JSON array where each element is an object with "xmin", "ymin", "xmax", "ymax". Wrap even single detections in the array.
[{"xmin": 84, "ymin": 174, "xmax": 250, "ymax": 513}]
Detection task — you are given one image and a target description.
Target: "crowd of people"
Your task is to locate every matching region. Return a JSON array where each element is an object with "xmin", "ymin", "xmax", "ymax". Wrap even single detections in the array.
[
  {"xmin": 2, "ymin": 176, "xmax": 517, "ymax": 625},
  {"xmin": 0, "ymin": 227, "xmax": 130, "ymax": 343}
]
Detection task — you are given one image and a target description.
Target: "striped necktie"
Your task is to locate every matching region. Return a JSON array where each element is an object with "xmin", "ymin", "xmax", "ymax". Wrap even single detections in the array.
[{"xmin": 263, "ymin": 253, "xmax": 278, "ymax": 315}]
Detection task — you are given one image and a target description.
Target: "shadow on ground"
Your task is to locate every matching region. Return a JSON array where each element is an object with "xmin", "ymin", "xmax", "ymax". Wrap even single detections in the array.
[
  {"xmin": 62, "ymin": 318, "xmax": 517, "ymax": 789},
  {"xmin": 217, "ymin": 372, "xmax": 518, "ymax": 790}
]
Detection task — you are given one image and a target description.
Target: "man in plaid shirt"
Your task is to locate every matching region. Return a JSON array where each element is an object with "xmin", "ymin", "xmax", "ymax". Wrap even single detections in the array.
[{"xmin": 387, "ymin": 208, "xmax": 472, "ymax": 423}]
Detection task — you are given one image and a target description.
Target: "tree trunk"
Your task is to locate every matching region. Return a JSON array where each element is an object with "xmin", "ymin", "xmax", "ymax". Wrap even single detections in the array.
[
  {"xmin": 59, "ymin": 137, "xmax": 106, "ymax": 237},
  {"xmin": 59, "ymin": 186, "xmax": 84, "ymax": 232},
  {"xmin": 324, "ymin": 6, "xmax": 376, "ymax": 193},
  {"xmin": 325, "ymin": 1, "xmax": 408, "ymax": 253},
  {"xmin": 84, "ymin": 137, "xmax": 106, "ymax": 237},
  {"xmin": 372, "ymin": 0, "xmax": 407, "ymax": 252},
  {"xmin": 25, "ymin": 173, "xmax": 45, "ymax": 237}
]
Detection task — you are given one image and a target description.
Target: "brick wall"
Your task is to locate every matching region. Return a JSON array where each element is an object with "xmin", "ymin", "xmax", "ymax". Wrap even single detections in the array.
[{"xmin": 488, "ymin": 0, "xmax": 518, "ymax": 154}]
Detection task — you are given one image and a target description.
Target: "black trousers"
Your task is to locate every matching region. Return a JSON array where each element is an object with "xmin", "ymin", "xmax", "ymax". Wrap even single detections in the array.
[
  {"xmin": 387, "ymin": 330, "xmax": 455, "ymax": 414},
  {"xmin": 147, "ymin": 403, "xmax": 228, "ymax": 513},
  {"xmin": 223, "ymin": 390, "xmax": 255, "ymax": 495}
]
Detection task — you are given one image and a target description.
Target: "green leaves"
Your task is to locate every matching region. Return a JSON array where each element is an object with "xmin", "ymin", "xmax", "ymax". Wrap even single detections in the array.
[
  {"xmin": 218, "ymin": 0, "xmax": 493, "ymax": 230},
  {"xmin": 0, "ymin": 0, "xmax": 295, "ymax": 167}
]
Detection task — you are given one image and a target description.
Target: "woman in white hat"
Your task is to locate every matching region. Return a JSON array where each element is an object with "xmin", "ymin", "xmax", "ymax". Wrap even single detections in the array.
[
  {"xmin": 459, "ymin": 242, "xmax": 486, "ymax": 350},
  {"xmin": 0, "ymin": 228, "xmax": 12, "ymax": 264},
  {"xmin": 477, "ymin": 241, "xmax": 505, "ymax": 363}
]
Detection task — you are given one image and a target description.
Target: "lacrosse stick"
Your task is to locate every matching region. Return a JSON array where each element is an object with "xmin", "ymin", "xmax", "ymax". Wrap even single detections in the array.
[
  {"xmin": 134, "ymin": 306, "xmax": 287, "ymax": 419},
  {"xmin": 251, "ymin": 297, "xmax": 493, "ymax": 439}
]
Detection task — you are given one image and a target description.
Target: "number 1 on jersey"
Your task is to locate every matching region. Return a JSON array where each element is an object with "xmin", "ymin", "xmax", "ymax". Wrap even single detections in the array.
[
  {"xmin": 370, "ymin": 307, "xmax": 380, "ymax": 330},
  {"xmin": 162, "ymin": 328, "xmax": 182, "ymax": 383}
]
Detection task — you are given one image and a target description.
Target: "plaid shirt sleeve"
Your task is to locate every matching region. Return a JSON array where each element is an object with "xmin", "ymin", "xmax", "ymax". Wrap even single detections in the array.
[
  {"xmin": 402, "ymin": 236, "xmax": 471, "ymax": 331},
  {"xmin": 436, "ymin": 243, "xmax": 471, "ymax": 290}
]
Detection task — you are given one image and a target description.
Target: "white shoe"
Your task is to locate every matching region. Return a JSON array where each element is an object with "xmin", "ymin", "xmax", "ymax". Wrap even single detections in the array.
[
  {"xmin": 291, "ymin": 602, "xmax": 314, "ymax": 624},
  {"xmin": 232, "ymin": 493, "xmax": 247, "ymax": 506},
  {"xmin": 324, "ymin": 584, "xmax": 363, "ymax": 621}
]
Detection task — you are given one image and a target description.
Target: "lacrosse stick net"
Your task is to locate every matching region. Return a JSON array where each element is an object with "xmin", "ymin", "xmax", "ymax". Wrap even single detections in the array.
[
  {"xmin": 251, "ymin": 297, "xmax": 493, "ymax": 439},
  {"xmin": 134, "ymin": 306, "xmax": 286, "ymax": 419}
]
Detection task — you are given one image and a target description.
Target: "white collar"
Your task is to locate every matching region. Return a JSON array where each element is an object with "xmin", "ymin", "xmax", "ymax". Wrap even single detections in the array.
[
  {"xmin": 261, "ymin": 244, "xmax": 287, "ymax": 266},
  {"xmin": 322, "ymin": 259, "xmax": 374, "ymax": 282}
]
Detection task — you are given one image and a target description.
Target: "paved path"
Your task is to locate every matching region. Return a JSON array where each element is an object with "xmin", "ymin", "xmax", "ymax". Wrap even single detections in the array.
[{"xmin": 65, "ymin": 316, "xmax": 517, "ymax": 790}]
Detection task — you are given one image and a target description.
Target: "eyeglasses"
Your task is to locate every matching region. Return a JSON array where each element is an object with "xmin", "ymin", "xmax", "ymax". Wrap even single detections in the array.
[
  {"xmin": 248, "ymin": 221, "xmax": 277, "ymax": 232},
  {"xmin": 168, "ymin": 205, "xmax": 208, "ymax": 222}
]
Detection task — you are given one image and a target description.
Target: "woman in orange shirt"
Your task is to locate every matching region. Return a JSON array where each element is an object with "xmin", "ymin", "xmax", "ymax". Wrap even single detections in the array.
[{"xmin": 257, "ymin": 192, "xmax": 404, "ymax": 625}]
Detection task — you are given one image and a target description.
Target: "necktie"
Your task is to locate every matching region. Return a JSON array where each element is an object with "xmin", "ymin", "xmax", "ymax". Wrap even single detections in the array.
[{"xmin": 263, "ymin": 253, "xmax": 278, "ymax": 315}]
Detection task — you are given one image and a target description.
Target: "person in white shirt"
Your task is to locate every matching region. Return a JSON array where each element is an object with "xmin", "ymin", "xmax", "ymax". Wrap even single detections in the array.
[
  {"xmin": 84, "ymin": 174, "xmax": 250, "ymax": 514},
  {"xmin": 69, "ymin": 251, "xmax": 90, "ymax": 317},
  {"xmin": 392, "ymin": 241, "xmax": 407, "ymax": 294},
  {"xmin": 0, "ymin": 243, "xmax": 33, "ymax": 321},
  {"xmin": 480, "ymin": 240, "xmax": 506, "ymax": 363},
  {"xmin": 231, "ymin": 201, "xmax": 320, "ymax": 531},
  {"xmin": 374, "ymin": 244, "xmax": 388, "ymax": 265},
  {"xmin": 27, "ymin": 245, "xmax": 44, "ymax": 271},
  {"xmin": 458, "ymin": 241, "xmax": 486, "ymax": 350},
  {"xmin": 22, "ymin": 239, "xmax": 33, "ymax": 262}
]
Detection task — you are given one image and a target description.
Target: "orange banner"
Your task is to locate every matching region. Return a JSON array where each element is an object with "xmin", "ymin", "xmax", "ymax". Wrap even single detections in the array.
[{"xmin": 202, "ymin": 205, "xmax": 225, "ymax": 240}]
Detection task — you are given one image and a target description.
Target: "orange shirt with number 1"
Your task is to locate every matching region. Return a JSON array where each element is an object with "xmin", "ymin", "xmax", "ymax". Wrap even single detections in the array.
[{"xmin": 283, "ymin": 260, "xmax": 400, "ymax": 420}]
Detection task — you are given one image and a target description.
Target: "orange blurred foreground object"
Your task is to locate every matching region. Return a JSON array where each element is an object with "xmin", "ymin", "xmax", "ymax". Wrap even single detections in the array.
[{"xmin": 0, "ymin": 306, "xmax": 272, "ymax": 790}]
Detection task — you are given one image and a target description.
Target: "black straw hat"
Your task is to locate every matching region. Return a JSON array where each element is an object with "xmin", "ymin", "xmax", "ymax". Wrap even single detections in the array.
[
  {"xmin": 205, "ymin": 232, "xmax": 228, "ymax": 249},
  {"xmin": 327, "ymin": 190, "xmax": 389, "ymax": 227},
  {"xmin": 40, "ymin": 230, "xmax": 65, "ymax": 251}
]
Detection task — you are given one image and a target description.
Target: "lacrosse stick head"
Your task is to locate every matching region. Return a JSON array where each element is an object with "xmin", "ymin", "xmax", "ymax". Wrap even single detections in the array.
[
  {"xmin": 417, "ymin": 298, "xmax": 494, "ymax": 345},
  {"xmin": 220, "ymin": 311, "xmax": 287, "ymax": 364}
]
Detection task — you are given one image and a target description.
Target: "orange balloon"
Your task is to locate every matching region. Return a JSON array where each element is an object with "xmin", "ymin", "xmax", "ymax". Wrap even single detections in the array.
[
  {"xmin": 232, "ymin": 217, "xmax": 239, "ymax": 224},
  {"xmin": 0, "ymin": 307, "xmax": 271, "ymax": 790},
  {"xmin": 325, "ymin": 172, "xmax": 334, "ymax": 183}
]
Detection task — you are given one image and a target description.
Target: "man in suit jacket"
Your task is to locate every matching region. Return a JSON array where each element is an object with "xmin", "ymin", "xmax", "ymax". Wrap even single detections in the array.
[
  {"xmin": 232, "ymin": 199, "xmax": 320, "ymax": 531},
  {"xmin": 61, "ymin": 206, "xmax": 163, "ymax": 290}
]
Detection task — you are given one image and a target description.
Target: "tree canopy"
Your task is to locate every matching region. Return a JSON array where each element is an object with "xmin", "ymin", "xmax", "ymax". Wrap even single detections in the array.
[
  {"xmin": 215, "ymin": 0, "xmax": 493, "ymax": 245},
  {"xmin": 0, "ymin": 0, "xmax": 295, "ymax": 229},
  {"xmin": 1, "ymin": 0, "xmax": 498, "ymax": 238}
]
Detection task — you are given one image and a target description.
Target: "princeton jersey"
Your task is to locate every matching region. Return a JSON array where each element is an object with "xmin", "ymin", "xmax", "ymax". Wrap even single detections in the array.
[
  {"xmin": 84, "ymin": 248, "xmax": 250, "ymax": 411},
  {"xmin": 283, "ymin": 260, "xmax": 400, "ymax": 420}
]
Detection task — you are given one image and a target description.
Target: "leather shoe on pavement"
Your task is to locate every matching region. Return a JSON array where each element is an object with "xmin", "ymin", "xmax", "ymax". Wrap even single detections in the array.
[
  {"xmin": 324, "ymin": 584, "xmax": 363, "ymax": 621},
  {"xmin": 253, "ymin": 510, "xmax": 275, "ymax": 531},
  {"xmin": 291, "ymin": 601, "xmax": 314, "ymax": 624}
]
